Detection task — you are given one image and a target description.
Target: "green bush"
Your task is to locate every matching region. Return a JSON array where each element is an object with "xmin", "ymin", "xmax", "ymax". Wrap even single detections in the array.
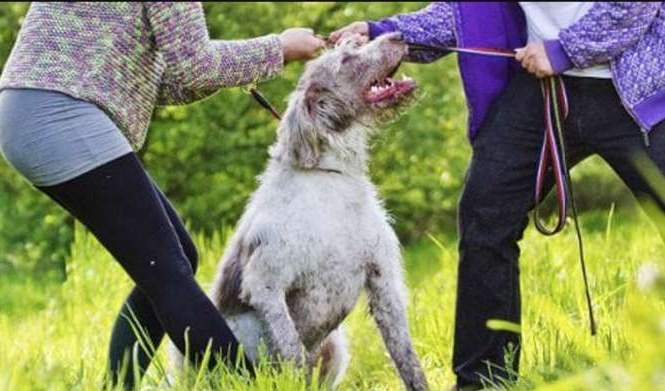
[{"xmin": 0, "ymin": 2, "xmax": 635, "ymax": 273}]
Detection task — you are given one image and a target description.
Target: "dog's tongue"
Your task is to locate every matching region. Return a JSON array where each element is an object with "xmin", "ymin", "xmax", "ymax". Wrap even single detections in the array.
[{"xmin": 366, "ymin": 76, "xmax": 416, "ymax": 103}]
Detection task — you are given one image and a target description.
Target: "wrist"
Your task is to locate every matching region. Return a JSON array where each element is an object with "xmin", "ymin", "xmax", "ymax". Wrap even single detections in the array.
[
  {"xmin": 367, "ymin": 20, "xmax": 396, "ymax": 41},
  {"xmin": 544, "ymin": 39, "xmax": 574, "ymax": 74},
  {"xmin": 278, "ymin": 34, "xmax": 289, "ymax": 63}
]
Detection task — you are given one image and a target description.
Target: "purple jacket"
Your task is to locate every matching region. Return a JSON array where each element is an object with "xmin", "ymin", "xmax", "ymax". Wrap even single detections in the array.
[{"xmin": 368, "ymin": 2, "xmax": 665, "ymax": 140}]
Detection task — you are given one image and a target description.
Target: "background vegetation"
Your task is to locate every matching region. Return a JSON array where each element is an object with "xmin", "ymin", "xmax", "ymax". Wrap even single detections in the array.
[
  {"xmin": 0, "ymin": 2, "xmax": 634, "ymax": 274},
  {"xmin": 0, "ymin": 3, "xmax": 662, "ymax": 391}
]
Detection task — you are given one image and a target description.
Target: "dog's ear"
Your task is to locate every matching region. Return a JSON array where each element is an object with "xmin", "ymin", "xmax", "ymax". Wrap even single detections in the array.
[
  {"xmin": 304, "ymin": 82, "xmax": 354, "ymax": 134},
  {"xmin": 280, "ymin": 89, "xmax": 322, "ymax": 169},
  {"xmin": 304, "ymin": 82, "xmax": 326, "ymax": 118}
]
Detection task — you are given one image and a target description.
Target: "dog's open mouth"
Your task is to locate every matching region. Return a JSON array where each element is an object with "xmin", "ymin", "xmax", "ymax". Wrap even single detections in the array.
[{"xmin": 365, "ymin": 66, "xmax": 416, "ymax": 105}]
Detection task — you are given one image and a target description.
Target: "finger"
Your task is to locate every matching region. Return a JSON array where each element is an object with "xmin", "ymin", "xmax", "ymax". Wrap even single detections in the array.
[
  {"xmin": 330, "ymin": 27, "xmax": 350, "ymax": 43},
  {"xmin": 354, "ymin": 25, "xmax": 368, "ymax": 35},
  {"xmin": 524, "ymin": 53, "xmax": 536, "ymax": 67},
  {"xmin": 514, "ymin": 52, "xmax": 522, "ymax": 62},
  {"xmin": 514, "ymin": 48, "xmax": 525, "ymax": 62},
  {"xmin": 314, "ymin": 38, "xmax": 327, "ymax": 50},
  {"xmin": 523, "ymin": 59, "xmax": 533, "ymax": 71},
  {"xmin": 337, "ymin": 31, "xmax": 353, "ymax": 43}
]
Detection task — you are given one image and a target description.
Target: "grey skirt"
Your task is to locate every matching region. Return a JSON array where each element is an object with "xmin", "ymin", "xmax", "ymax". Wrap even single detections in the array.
[{"xmin": 0, "ymin": 88, "xmax": 133, "ymax": 186}]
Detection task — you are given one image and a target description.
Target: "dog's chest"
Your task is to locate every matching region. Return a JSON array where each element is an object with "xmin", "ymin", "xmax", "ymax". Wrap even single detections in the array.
[{"xmin": 258, "ymin": 175, "xmax": 392, "ymax": 344}]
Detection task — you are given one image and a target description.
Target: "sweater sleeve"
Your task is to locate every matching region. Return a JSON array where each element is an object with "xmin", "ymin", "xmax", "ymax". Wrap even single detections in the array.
[
  {"xmin": 145, "ymin": 2, "xmax": 284, "ymax": 106},
  {"xmin": 545, "ymin": 2, "xmax": 660, "ymax": 73},
  {"xmin": 367, "ymin": 2, "xmax": 456, "ymax": 63}
]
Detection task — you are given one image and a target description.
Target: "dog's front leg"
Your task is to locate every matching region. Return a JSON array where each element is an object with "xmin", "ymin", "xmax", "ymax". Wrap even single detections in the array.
[
  {"xmin": 245, "ymin": 285, "xmax": 305, "ymax": 366},
  {"xmin": 366, "ymin": 257, "xmax": 428, "ymax": 391}
]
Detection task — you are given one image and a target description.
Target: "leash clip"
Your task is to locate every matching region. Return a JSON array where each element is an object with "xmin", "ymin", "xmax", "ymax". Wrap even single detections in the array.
[{"xmin": 244, "ymin": 83, "xmax": 282, "ymax": 121}]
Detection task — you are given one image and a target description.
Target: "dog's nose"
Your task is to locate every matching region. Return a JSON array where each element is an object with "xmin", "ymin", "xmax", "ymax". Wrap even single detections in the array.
[{"xmin": 388, "ymin": 32, "xmax": 404, "ymax": 42}]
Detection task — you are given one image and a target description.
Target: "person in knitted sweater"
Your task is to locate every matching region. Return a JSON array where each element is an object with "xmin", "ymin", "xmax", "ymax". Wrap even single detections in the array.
[{"xmin": 0, "ymin": 2, "xmax": 324, "ymax": 389}]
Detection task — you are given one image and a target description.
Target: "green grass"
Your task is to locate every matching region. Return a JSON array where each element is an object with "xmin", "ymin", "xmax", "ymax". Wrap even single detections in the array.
[{"xmin": 1, "ymin": 208, "xmax": 664, "ymax": 391}]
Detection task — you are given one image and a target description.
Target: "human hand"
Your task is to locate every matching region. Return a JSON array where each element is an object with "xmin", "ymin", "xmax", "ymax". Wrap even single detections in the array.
[
  {"xmin": 280, "ymin": 28, "xmax": 326, "ymax": 62},
  {"xmin": 328, "ymin": 21, "xmax": 369, "ymax": 45},
  {"xmin": 515, "ymin": 42, "xmax": 554, "ymax": 78}
]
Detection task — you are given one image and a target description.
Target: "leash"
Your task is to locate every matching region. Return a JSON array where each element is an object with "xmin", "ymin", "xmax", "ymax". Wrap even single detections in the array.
[
  {"xmin": 247, "ymin": 45, "xmax": 515, "ymax": 121},
  {"xmin": 410, "ymin": 42, "xmax": 597, "ymax": 336},
  {"xmin": 538, "ymin": 77, "xmax": 596, "ymax": 335},
  {"xmin": 245, "ymin": 34, "xmax": 332, "ymax": 121},
  {"xmin": 246, "ymin": 85, "xmax": 282, "ymax": 120}
]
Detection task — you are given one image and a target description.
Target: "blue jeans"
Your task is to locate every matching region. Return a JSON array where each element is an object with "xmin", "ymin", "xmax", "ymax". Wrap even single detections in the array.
[{"xmin": 454, "ymin": 72, "xmax": 665, "ymax": 387}]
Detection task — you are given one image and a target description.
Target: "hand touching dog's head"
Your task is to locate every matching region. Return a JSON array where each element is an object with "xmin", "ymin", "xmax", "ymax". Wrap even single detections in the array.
[{"xmin": 273, "ymin": 32, "xmax": 417, "ymax": 169}]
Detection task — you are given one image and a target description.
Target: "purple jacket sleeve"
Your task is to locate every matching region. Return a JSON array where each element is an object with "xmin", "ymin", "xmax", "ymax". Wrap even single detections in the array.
[
  {"xmin": 367, "ymin": 2, "xmax": 456, "ymax": 63},
  {"xmin": 545, "ymin": 2, "xmax": 661, "ymax": 74}
]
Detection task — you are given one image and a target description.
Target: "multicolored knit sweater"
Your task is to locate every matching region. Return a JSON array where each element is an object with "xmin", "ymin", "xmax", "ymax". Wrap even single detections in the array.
[{"xmin": 0, "ymin": 2, "xmax": 284, "ymax": 149}]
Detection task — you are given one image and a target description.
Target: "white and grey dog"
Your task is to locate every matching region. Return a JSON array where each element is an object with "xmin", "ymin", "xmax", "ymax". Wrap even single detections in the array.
[{"xmin": 192, "ymin": 32, "xmax": 427, "ymax": 390}]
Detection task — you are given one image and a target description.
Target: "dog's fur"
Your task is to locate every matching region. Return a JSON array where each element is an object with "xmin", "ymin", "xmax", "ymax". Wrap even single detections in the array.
[{"xmin": 177, "ymin": 33, "xmax": 427, "ymax": 390}]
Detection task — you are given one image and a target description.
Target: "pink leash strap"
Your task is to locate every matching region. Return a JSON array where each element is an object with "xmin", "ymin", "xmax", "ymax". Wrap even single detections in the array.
[
  {"xmin": 535, "ymin": 77, "xmax": 597, "ymax": 335},
  {"xmin": 534, "ymin": 77, "xmax": 569, "ymax": 235}
]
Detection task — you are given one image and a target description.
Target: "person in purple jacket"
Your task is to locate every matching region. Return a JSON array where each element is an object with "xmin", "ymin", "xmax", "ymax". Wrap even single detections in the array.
[{"xmin": 333, "ymin": 2, "xmax": 664, "ymax": 390}]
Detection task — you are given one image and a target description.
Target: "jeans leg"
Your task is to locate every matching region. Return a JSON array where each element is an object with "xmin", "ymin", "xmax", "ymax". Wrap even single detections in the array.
[
  {"xmin": 453, "ymin": 73, "xmax": 589, "ymax": 387},
  {"xmin": 593, "ymin": 120, "xmax": 665, "ymax": 234}
]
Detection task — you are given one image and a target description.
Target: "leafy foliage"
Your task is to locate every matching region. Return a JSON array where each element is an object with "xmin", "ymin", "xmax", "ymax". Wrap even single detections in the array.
[{"xmin": 0, "ymin": 2, "xmax": 635, "ymax": 273}]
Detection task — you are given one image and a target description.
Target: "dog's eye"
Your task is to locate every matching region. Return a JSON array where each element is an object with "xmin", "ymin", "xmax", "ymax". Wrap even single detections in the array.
[{"xmin": 341, "ymin": 54, "xmax": 358, "ymax": 65}]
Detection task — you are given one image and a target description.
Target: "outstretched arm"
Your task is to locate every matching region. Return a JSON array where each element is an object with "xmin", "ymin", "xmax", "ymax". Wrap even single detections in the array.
[
  {"xmin": 145, "ymin": 3, "xmax": 324, "ymax": 105},
  {"xmin": 330, "ymin": 2, "xmax": 456, "ymax": 63}
]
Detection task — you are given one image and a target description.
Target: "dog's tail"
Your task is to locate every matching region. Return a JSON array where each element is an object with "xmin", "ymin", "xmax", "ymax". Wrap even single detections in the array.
[{"xmin": 314, "ymin": 327, "xmax": 350, "ymax": 389}]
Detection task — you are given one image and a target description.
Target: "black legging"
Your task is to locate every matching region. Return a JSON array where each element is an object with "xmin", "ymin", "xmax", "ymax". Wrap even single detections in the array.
[{"xmin": 38, "ymin": 152, "xmax": 253, "ymax": 389}]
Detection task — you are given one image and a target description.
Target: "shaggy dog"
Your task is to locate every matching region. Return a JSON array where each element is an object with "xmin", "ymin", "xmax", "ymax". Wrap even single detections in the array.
[{"xmin": 180, "ymin": 32, "xmax": 428, "ymax": 390}]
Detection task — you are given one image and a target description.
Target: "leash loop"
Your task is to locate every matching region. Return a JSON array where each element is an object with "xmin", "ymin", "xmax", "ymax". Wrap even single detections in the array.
[{"xmin": 534, "ymin": 77, "xmax": 569, "ymax": 235}]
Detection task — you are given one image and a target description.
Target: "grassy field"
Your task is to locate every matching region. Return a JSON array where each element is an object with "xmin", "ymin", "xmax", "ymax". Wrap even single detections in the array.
[{"xmin": 1, "ymin": 208, "xmax": 664, "ymax": 391}]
